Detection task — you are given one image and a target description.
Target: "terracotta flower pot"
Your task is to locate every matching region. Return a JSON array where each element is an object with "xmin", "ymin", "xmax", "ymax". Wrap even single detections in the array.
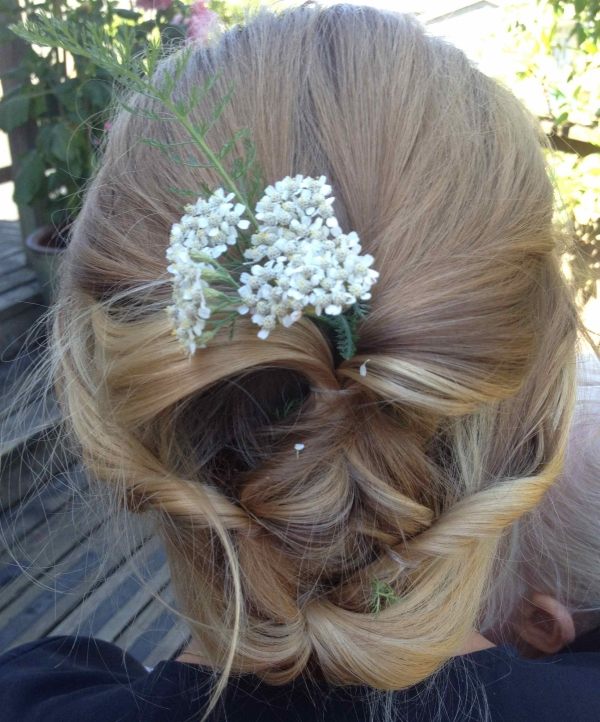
[{"xmin": 24, "ymin": 225, "xmax": 68, "ymax": 305}]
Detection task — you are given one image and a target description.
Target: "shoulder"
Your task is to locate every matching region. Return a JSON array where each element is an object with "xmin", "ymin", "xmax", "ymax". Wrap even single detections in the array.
[
  {"xmin": 1, "ymin": 635, "xmax": 600, "ymax": 721},
  {"xmin": 0, "ymin": 636, "xmax": 202, "ymax": 722},
  {"xmin": 458, "ymin": 636, "xmax": 600, "ymax": 722}
]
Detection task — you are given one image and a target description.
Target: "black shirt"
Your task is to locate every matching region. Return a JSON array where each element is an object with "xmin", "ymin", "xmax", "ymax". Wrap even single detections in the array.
[{"xmin": 0, "ymin": 632, "xmax": 599, "ymax": 721}]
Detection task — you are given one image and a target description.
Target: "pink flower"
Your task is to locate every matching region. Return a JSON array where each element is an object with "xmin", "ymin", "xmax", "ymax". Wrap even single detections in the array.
[
  {"xmin": 187, "ymin": 1, "xmax": 218, "ymax": 42},
  {"xmin": 136, "ymin": 0, "xmax": 173, "ymax": 11},
  {"xmin": 103, "ymin": 121, "xmax": 113, "ymax": 132}
]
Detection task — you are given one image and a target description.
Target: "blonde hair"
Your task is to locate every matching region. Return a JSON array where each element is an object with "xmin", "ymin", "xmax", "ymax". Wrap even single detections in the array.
[{"xmin": 51, "ymin": 4, "xmax": 579, "ymax": 719}]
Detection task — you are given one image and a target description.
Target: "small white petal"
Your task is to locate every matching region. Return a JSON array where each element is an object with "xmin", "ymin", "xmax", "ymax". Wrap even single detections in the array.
[{"xmin": 281, "ymin": 311, "xmax": 302, "ymax": 327}]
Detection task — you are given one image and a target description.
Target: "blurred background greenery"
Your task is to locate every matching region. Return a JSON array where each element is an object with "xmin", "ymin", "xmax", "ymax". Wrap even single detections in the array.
[
  {"xmin": 489, "ymin": 1, "xmax": 598, "ymax": 311},
  {"xmin": 0, "ymin": 0, "xmax": 282, "ymax": 227}
]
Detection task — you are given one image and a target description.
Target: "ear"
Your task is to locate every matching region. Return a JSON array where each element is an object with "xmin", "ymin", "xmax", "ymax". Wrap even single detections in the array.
[{"xmin": 515, "ymin": 592, "xmax": 576, "ymax": 655}]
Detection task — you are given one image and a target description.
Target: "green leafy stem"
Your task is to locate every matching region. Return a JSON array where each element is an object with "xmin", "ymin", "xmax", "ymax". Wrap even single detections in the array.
[
  {"xmin": 11, "ymin": 15, "xmax": 260, "ymax": 227},
  {"xmin": 370, "ymin": 579, "xmax": 400, "ymax": 616}
]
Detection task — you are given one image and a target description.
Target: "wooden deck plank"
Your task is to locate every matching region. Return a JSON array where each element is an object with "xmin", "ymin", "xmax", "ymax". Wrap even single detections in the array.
[
  {"xmin": 0, "ymin": 282, "xmax": 44, "ymax": 322},
  {"xmin": 0, "ymin": 344, "xmax": 41, "ymax": 383},
  {"xmin": 0, "ymin": 251, "xmax": 27, "ymax": 277},
  {"xmin": 0, "ymin": 465, "xmax": 86, "ymax": 552},
  {"xmin": 0, "ymin": 240, "xmax": 20, "ymax": 259},
  {"xmin": 0, "ymin": 223, "xmax": 22, "ymax": 261},
  {"xmin": 3, "ymin": 525, "xmax": 149, "ymax": 650},
  {"xmin": 0, "ymin": 394, "xmax": 61, "ymax": 457},
  {"xmin": 0, "ymin": 222, "xmax": 21, "ymax": 249},
  {"xmin": 0, "ymin": 288, "xmax": 183, "ymax": 659},
  {"xmin": 0, "ymin": 347, "xmax": 47, "ymax": 418},
  {"xmin": 94, "ymin": 561, "xmax": 171, "ymax": 644},
  {"xmin": 50, "ymin": 536, "xmax": 164, "ymax": 638},
  {"xmin": 0, "ymin": 246, "xmax": 22, "ymax": 264},
  {"xmin": 126, "ymin": 601, "xmax": 182, "ymax": 665},
  {"xmin": 0, "ymin": 474, "xmax": 69, "ymax": 537},
  {"xmin": 115, "ymin": 586, "xmax": 176, "ymax": 653},
  {"xmin": 1, "ymin": 546, "xmax": 107, "ymax": 651},
  {"xmin": 0, "ymin": 305, "xmax": 45, "ymax": 359},
  {"xmin": 0, "ymin": 475, "xmax": 180, "ymax": 663},
  {"xmin": 0, "ymin": 492, "xmax": 103, "ymax": 604},
  {"xmin": 0, "ymin": 430, "xmax": 71, "ymax": 512},
  {"xmin": 0, "ymin": 266, "xmax": 36, "ymax": 295},
  {"xmin": 0, "ymin": 303, "xmax": 48, "ymax": 360},
  {"xmin": 0, "ymin": 468, "xmax": 77, "ymax": 564},
  {"xmin": 142, "ymin": 622, "xmax": 190, "ymax": 667}
]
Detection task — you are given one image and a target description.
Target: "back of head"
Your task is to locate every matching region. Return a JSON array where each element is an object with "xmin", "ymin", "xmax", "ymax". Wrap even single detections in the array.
[{"xmin": 52, "ymin": 1, "xmax": 578, "ymax": 713}]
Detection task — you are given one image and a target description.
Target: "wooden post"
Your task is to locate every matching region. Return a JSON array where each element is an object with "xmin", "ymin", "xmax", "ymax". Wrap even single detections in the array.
[
  {"xmin": 0, "ymin": 165, "xmax": 13, "ymax": 184},
  {"xmin": 0, "ymin": 0, "xmax": 44, "ymax": 241}
]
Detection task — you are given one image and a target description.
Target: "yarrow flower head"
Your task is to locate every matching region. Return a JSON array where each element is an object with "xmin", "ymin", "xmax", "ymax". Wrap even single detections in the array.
[
  {"xmin": 237, "ymin": 175, "xmax": 379, "ymax": 340},
  {"xmin": 166, "ymin": 247, "xmax": 212, "ymax": 355},
  {"xmin": 170, "ymin": 188, "xmax": 250, "ymax": 260},
  {"xmin": 166, "ymin": 188, "xmax": 249, "ymax": 355},
  {"xmin": 166, "ymin": 175, "xmax": 379, "ymax": 357}
]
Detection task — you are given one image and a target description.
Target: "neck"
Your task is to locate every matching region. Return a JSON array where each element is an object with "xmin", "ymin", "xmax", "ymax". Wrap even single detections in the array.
[{"xmin": 459, "ymin": 631, "xmax": 496, "ymax": 654}]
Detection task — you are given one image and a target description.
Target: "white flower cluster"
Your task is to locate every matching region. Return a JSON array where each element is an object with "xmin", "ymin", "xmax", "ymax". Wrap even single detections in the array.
[
  {"xmin": 166, "ymin": 189, "xmax": 249, "ymax": 355},
  {"xmin": 170, "ymin": 188, "xmax": 250, "ymax": 259},
  {"xmin": 166, "ymin": 242, "xmax": 213, "ymax": 355},
  {"xmin": 166, "ymin": 176, "xmax": 379, "ymax": 354},
  {"xmin": 237, "ymin": 175, "xmax": 379, "ymax": 339}
]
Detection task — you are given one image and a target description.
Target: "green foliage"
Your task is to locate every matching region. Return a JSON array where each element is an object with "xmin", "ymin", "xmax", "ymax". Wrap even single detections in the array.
[
  {"xmin": 1, "ymin": 0, "xmax": 254, "ymax": 226},
  {"xmin": 10, "ymin": 5, "xmax": 268, "ymax": 221},
  {"xmin": 547, "ymin": 0, "xmax": 599, "ymax": 44},
  {"xmin": 504, "ymin": 1, "xmax": 598, "ymax": 129},
  {"xmin": 313, "ymin": 303, "xmax": 369, "ymax": 361},
  {"xmin": 550, "ymin": 151, "xmax": 600, "ymax": 305},
  {"xmin": 13, "ymin": 149, "xmax": 44, "ymax": 205},
  {"xmin": 501, "ymin": 1, "xmax": 599, "ymax": 306},
  {"xmin": 0, "ymin": 89, "xmax": 30, "ymax": 132},
  {"xmin": 208, "ymin": 0, "xmax": 261, "ymax": 25},
  {"xmin": 370, "ymin": 579, "xmax": 399, "ymax": 616}
]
